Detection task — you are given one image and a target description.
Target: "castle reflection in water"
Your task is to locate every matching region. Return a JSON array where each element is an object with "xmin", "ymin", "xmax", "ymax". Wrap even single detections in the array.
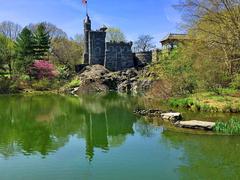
[{"xmin": 0, "ymin": 93, "xmax": 137, "ymax": 160}]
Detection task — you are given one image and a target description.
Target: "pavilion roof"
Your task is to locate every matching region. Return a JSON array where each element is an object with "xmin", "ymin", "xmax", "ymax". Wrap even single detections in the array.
[{"xmin": 160, "ymin": 33, "xmax": 189, "ymax": 44}]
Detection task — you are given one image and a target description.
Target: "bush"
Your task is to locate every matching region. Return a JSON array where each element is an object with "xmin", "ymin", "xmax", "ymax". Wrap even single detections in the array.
[
  {"xmin": 230, "ymin": 74, "xmax": 240, "ymax": 90},
  {"xmin": 148, "ymin": 48, "xmax": 197, "ymax": 96},
  {"xmin": 0, "ymin": 78, "xmax": 12, "ymax": 94},
  {"xmin": 68, "ymin": 78, "xmax": 81, "ymax": 88},
  {"xmin": 31, "ymin": 79, "xmax": 54, "ymax": 91},
  {"xmin": 57, "ymin": 65, "xmax": 72, "ymax": 80},
  {"xmin": 29, "ymin": 60, "xmax": 58, "ymax": 80},
  {"xmin": 214, "ymin": 118, "xmax": 240, "ymax": 135},
  {"xmin": 0, "ymin": 77, "xmax": 19, "ymax": 94}
]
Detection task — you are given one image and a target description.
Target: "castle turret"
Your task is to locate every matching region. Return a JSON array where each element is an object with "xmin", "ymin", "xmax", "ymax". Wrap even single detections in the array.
[{"xmin": 83, "ymin": 14, "xmax": 91, "ymax": 64}]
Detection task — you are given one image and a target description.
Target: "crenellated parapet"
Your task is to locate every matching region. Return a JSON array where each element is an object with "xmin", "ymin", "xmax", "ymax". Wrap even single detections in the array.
[{"xmin": 105, "ymin": 42, "xmax": 134, "ymax": 71}]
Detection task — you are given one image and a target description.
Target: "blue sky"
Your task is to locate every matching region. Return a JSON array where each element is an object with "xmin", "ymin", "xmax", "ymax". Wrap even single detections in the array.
[{"xmin": 0, "ymin": 0, "xmax": 182, "ymax": 46}]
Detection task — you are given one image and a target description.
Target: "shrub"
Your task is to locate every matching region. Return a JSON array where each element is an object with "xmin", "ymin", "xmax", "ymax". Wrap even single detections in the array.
[
  {"xmin": 57, "ymin": 65, "xmax": 71, "ymax": 80},
  {"xmin": 0, "ymin": 77, "xmax": 19, "ymax": 94},
  {"xmin": 0, "ymin": 78, "xmax": 12, "ymax": 94},
  {"xmin": 31, "ymin": 79, "xmax": 52, "ymax": 91},
  {"xmin": 214, "ymin": 118, "xmax": 240, "ymax": 135},
  {"xmin": 29, "ymin": 60, "xmax": 58, "ymax": 80},
  {"xmin": 68, "ymin": 78, "xmax": 81, "ymax": 88},
  {"xmin": 230, "ymin": 74, "xmax": 240, "ymax": 90}
]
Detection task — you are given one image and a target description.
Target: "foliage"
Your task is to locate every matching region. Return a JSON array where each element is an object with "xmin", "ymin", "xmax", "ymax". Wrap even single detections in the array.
[
  {"xmin": 0, "ymin": 20, "xmax": 79, "ymax": 93},
  {"xmin": 106, "ymin": 27, "xmax": 126, "ymax": 42},
  {"xmin": 15, "ymin": 27, "xmax": 35, "ymax": 73},
  {"xmin": 169, "ymin": 90, "xmax": 240, "ymax": 113},
  {"xmin": 145, "ymin": 0, "xmax": 240, "ymax": 98},
  {"xmin": 31, "ymin": 79, "xmax": 56, "ymax": 91},
  {"xmin": 56, "ymin": 65, "xmax": 72, "ymax": 80},
  {"xmin": 68, "ymin": 77, "xmax": 81, "ymax": 88},
  {"xmin": 0, "ymin": 77, "xmax": 12, "ymax": 93},
  {"xmin": 0, "ymin": 77, "xmax": 19, "ymax": 94},
  {"xmin": 29, "ymin": 60, "xmax": 58, "ymax": 80},
  {"xmin": 0, "ymin": 34, "xmax": 15, "ymax": 76},
  {"xmin": 133, "ymin": 35, "xmax": 156, "ymax": 52},
  {"xmin": 149, "ymin": 47, "xmax": 197, "ymax": 95},
  {"xmin": 230, "ymin": 74, "xmax": 240, "ymax": 90},
  {"xmin": 176, "ymin": 0, "xmax": 240, "ymax": 77},
  {"xmin": 33, "ymin": 23, "xmax": 51, "ymax": 60},
  {"xmin": 51, "ymin": 37, "xmax": 83, "ymax": 70},
  {"xmin": 214, "ymin": 118, "xmax": 240, "ymax": 135}
]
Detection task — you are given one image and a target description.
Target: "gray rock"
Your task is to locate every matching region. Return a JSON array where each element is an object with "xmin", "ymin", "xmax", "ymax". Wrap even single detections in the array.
[
  {"xmin": 161, "ymin": 112, "xmax": 182, "ymax": 123},
  {"xmin": 68, "ymin": 64, "xmax": 149, "ymax": 95},
  {"xmin": 175, "ymin": 120, "xmax": 216, "ymax": 130},
  {"xmin": 134, "ymin": 109, "xmax": 163, "ymax": 117}
]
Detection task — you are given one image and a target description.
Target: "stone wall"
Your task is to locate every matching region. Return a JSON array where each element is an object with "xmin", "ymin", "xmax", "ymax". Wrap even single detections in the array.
[
  {"xmin": 134, "ymin": 51, "xmax": 152, "ymax": 67},
  {"xmin": 105, "ymin": 42, "xmax": 134, "ymax": 71},
  {"xmin": 89, "ymin": 31, "xmax": 106, "ymax": 65},
  {"xmin": 152, "ymin": 49, "xmax": 161, "ymax": 63}
]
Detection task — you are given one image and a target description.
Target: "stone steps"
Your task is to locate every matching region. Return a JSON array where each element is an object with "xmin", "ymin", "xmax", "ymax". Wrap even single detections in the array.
[
  {"xmin": 175, "ymin": 120, "xmax": 215, "ymax": 130},
  {"xmin": 134, "ymin": 108, "xmax": 216, "ymax": 131}
]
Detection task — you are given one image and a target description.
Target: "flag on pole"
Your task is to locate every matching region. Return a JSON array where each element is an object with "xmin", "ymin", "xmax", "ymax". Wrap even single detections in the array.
[{"xmin": 82, "ymin": 0, "xmax": 87, "ymax": 5}]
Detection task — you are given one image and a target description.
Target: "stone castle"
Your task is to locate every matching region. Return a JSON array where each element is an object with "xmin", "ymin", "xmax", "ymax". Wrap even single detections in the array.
[{"xmin": 83, "ymin": 14, "xmax": 135, "ymax": 71}]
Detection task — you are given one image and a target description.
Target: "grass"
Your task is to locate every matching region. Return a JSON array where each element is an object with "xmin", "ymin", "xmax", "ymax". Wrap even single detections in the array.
[
  {"xmin": 214, "ymin": 118, "xmax": 240, "ymax": 135},
  {"xmin": 169, "ymin": 88, "xmax": 240, "ymax": 113}
]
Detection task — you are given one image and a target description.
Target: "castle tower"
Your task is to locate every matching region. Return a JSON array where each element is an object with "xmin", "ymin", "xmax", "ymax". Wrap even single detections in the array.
[{"xmin": 83, "ymin": 14, "xmax": 91, "ymax": 64}]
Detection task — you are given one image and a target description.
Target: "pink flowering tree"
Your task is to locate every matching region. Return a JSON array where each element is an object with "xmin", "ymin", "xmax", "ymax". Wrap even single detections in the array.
[{"xmin": 29, "ymin": 60, "xmax": 58, "ymax": 80}]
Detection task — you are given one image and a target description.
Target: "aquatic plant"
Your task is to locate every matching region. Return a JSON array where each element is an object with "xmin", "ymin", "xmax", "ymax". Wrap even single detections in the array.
[{"xmin": 214, "ymin": 118, "xmax": 240, "ymax": 135}]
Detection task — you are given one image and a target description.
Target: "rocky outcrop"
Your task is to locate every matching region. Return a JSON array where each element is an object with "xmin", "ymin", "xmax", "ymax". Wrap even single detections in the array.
[
  {"xmin": 175, "ymin": 120, "xmax": 216, "ymax": 130},
  {"xmin": 69, "ymin": 65, "xmax": 153, "ymax": 95},
  {"xmin": 74, "ymin": 65, "xmax": 112, "ymax": 94}
]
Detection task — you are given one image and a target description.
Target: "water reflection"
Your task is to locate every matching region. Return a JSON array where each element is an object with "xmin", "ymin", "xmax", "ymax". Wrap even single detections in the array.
[
  {"xmin": 0, "ymin": 93, "xmax": 137, "ymax": 160},
  {"xmin": 162, "ymin": 130, "xmax": 240, "ymax": 179}
]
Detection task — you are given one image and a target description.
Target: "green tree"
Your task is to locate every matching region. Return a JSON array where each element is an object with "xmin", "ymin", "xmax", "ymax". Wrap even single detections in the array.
[
  {"xmin": 0, "ymin": 34, "xmax": 15, "ymax": 76},
  {"xmin": 106, "ymin": 27, "xmax": 126, "ymax": 42},
  {"xmin": 177, "ymin": 0, "xmax": 240, "ymax": 76},
  {"xmin": 51, "ymin": 38, "xmax": 83, "ymax": 69},
  {"xmin": 15, "ymin": 27, "xmax": 35, "ymax": 73},
  {"xmin": 34, "ymin": 23, "xmax": 51, "ymax": 60}
]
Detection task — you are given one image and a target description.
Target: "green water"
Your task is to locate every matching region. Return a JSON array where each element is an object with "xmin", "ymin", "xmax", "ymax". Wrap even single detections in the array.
[{"xmin": 0, "ymin": 94, "xmax": 240, "ymax": 180}]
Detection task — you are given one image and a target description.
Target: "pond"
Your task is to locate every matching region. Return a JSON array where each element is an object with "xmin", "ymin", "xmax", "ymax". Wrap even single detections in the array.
[{"xmin": 0, "ymin": 93, "xmax": 240, "ymax": 179}]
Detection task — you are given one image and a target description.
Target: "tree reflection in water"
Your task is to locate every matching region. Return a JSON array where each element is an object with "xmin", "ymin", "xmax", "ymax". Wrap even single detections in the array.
[
  {"xmin": 0, "ymin": 93, "xmax": 137, "ymax": 161},
  {"xmin": 161, "ymin": 130, "xmax": 240, "ymax": 179}
]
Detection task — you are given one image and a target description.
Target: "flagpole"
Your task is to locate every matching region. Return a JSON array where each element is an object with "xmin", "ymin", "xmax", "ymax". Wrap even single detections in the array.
[{"xmin": 86, "ymin": 1, "xmax": 88, "ymax": 15}]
